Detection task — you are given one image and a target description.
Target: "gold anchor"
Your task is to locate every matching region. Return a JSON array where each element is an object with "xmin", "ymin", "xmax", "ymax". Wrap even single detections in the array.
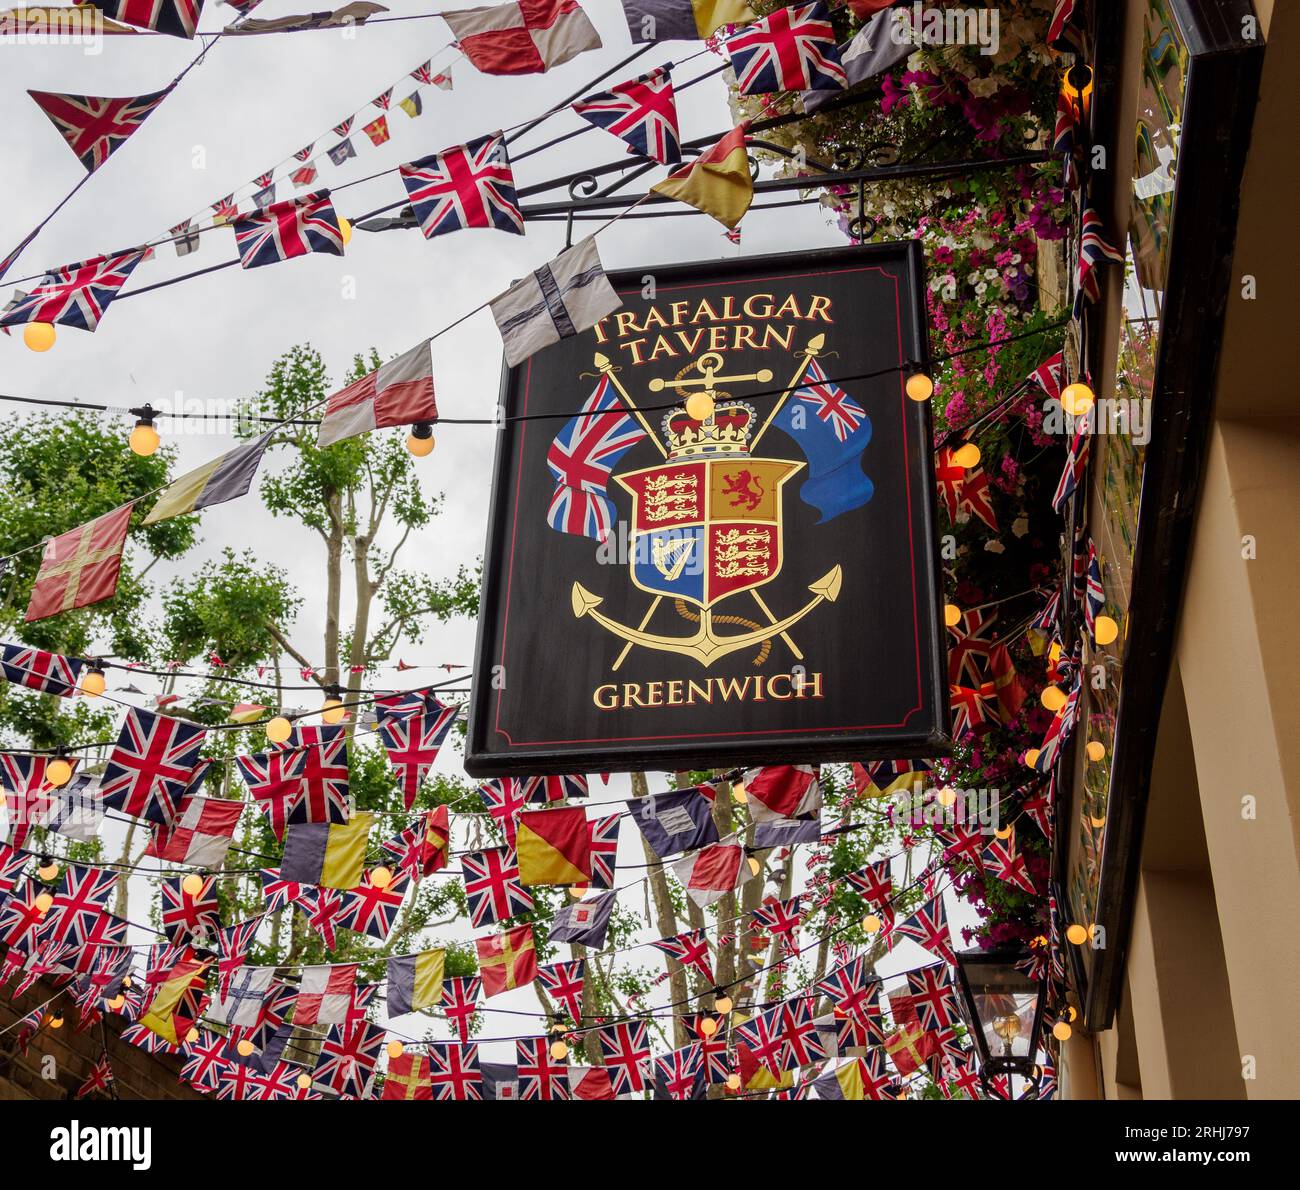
[{"xmin": 574, "ymin": 336, "xmax": 841, "ymax": 669}]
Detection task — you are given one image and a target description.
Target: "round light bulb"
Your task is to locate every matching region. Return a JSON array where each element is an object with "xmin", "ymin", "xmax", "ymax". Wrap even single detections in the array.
[
  {"xmin": 46, "ymin": 758, "xmax": 73, "ymax": 788},
  {"xmin": 1053, "ymin": 1020, "xmax": 1073, "ymax": 1041},
  {"xmin": 48, "ymin": 1012, "xmax": 63, "ymax": 1029},
  {"xmin": 731, "ymin": 783, "xmax": 748, "ymax": 804},
  {"xmin": 952, "ymin": 441, "xmax": 981, "ymax": 469},
  {"xmin": 746, "ymin": 856, "xmax": 761, "ymax": 877},
  {"xmin": 937, "ymin": 786, "xmax": 957, "ymax": 808},
  {"xmin": 1066, "ymin": 923, "xmax": 1088, "ymax": 946},
  {"xmin": 122, "ymin": 976, "xmax": 133, "ymax": 989},
  {"xmin": 35, "ymin": 892, "xmax": 54, "ymax": 913},
  {"xmin": 714, "ymin": 993, "xmax": 733, "ymax": 1015},
  {"xmin": 1085, "ymin": 740, "xmax": 1106, "ymax": 763},
  {"xmin": 406, "ymin": 429, "xmax": 435, "ymax": 457},
  {"xmin": 698, "ymin": 1015, "xmax": 718, "ymax": 1037},
  {"xmin": 862, "ymin": 913, "xmax": 882, "ymax": 934},
  {"xmin": 726, "ymin": 1073, "xmax": 741, "ymax": 1091},
  {"xmin": 1061, "ymin": 382, "xmax": 1095, "ymax": 417},
  {"xmin": 185, "ymin": 1026, "xmax": 199, "ymax": 1042},
  {"xmin": 685, "ymin": 391, "xmax": 715, "ymax": 421},
  {"xmin": 1090, "ymin": 814, "xmax": 1107, "ymax": 829},
  {"xmin": 1040, "ymin": 685, "xmax": 1067, "ymax": 712},
  {"xmin": 265, "ymin": 716, "xmax": 293, "ymax": 744},
  {"xmin": 1066, "ymin": 1005, "xmax": 1078, "ymax": 1022},
  {"xmin": 549, "ymin": 1039, "xmax": 569, "ymax": 1061},
  {"xmin": 37, "ymin": 858, "xmax": 59, "ymax": 881},
  {"xmin": 943, "ymin": 603, "xmax": 962, "ymax": 628},
  {"xmin": 905, "ymin": 371, "xmax": 933, "ymax": 402},
  {"xmin": 1024, "ymin": 748, "xmax": 1040, "ymax": 768},
  {"xmin": 237, "ymin": 1039, "xmax": 255, "ymax": 1056},
  {"xmin": 1094, "ymin": 614, "xmax": 1119, "ymax": 646},
  {"xmin": 80, "ymin": 669, "xmax": 106, "ymax": 697},
  {"xmin": 297, "ymin": 1072, "xmax": 313, "ymax": 1090},
  {"xmin": 321, "ymin": 697, "xmax": 346, "ymax": 725},
  {"xmin": 129, "ymin": 421, "xmax": 160, "ymax": 457},
  {"xmin": 568, "ymin": 884, "xmax": 589, "ymax": 899},
  {"xmin": 109, "ymin": 995, "xmax": 127, "ymax": 1011},
  {"xmin": 181, "ymin": 873, "xmax": 204, "ymax": 897},
  {"xmin": 370, "ymin": 866, "xmax": 393, "ymax": 890},
  {"xmin": 387, "ymin": 1040, "xmax": 404, "ymax": 1059},
  {"xmin": 338, "ymin": 216, "xmax": 353, "ymax": 246},
  {"xmin": 24, "ymin": 322, "xmax": 56, "ymax": 352},
  {"xmin": 995, "ymin": 824, "xmax": 1013, "ymax": 840}
]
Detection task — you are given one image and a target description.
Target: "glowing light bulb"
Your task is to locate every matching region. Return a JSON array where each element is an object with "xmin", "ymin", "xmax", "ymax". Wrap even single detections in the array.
[
  {"xmin": 237, "ymin": 1039, "xmax": 255, "ymax": 1056},
  {"xmin": 1066, "ymin": 923, "xmax": 1088, "ymax": 945},
  {"xmin": 109, "ymin": 995, "xmax": 126, "ymax": 1011},
  {"xmin": 952, "ymin": 441, "xmax": 981, "ymax": 469},
  {"xmin": 714, "ymin": 993, "xmax": 733, "ymax": 1015},
  {"xmin": 698, "ymin": 1016, "xmax": 718, "ymax": 1037},
  {"xmin": 48, "ymin": 1012, "xmax": 63, "ymax": 1029},
  {"xmin": 35, "ymin": 892, "xmax": 54, "ymax": 913},
  {"xmin": 46, "ymin": 758, "xmax": 73, "ymax": 788},
  {"xmin": 1040, "ymin": 685, "xmax": 1067, "ymax": 712},
  {"xmin": 685, "ymin": 391, "xmax": 715, "ymax": 422},
  {"xmin": 182, "ymin": 873, "xmax": 204, "ymax": 897},
  {"xmin": 1061, "ymin": 382, "xmax": 1095, "ymax": 418},
  {"xmin": 266, "ymin": 716, "xmax": 293, "ymax": 744},
  {"xmin": 944, "ymin": 603, "xmax": 962, "ymax": 628},
  {"xmin": 1085, "ymin": 740, "xmax": 1106, "ymax": 763},
  {"xmin": 297, "ymin": 1072, "xmax": 313, "ymax": 1090},
  {"xmin": 1053, "ymin": 1020, "xmax": 1073, "ymax": 1041},
  {"xmin": 905, "ymin": 371, "xmax": 933, "ymax": 402},
  {"xmin": 995, "ymin": 824, "xmax": 1013, "ymax": 840},
  {"xmin": 1094, "ymin": 614, "xmax": 1119, "ymax": 646},
  {"xmin": 24, "ymin": 322, "xmax": 56, "ymax": 352},
  {"xmin": 407, "ymin": 422, "xmax": 435, "ymax": 456},
  {"xmin": 726, "ymin": 1073, "xmax": 742, "ymax": 1091},
  {"xmin": 185, "ymin": 1026, "xmax": 199, "ymax": 1042},
  {"xmin": 322, "ymin": 696, "xmax": 346, "ymax": 725},
  {"xmin": 387, "ymin": 1040, "xmax": 404, "ymax": 1059},
  {"xmin": 568, "ymin": 884, "xmax": 589, "ymax": 899},
  {"xmin": 338, "ymin": 216, "xmax": 353, "ymax": 246},
  {"xmin": 746, "ymin": 856, "xmax": 761, "ymax": 877},
  {"xmin": 731, "ymin": 783, "xmax": 748, "ymax": 804},
  {"xmin": 370, "ymin": 866, "xmax": 393, "ymax": 890},
  {"xmin": 937, "ymin": 786, "xmax": 957, "ymax": 808},
  {"xmin": 80, "ymin": 668, "xmax": 106, "ymax": 697},
  {"xmin": 862, "ymin": 913, "xmax": 882, "ymax": 934},
  {"xmin": 549, "ymin": 1039, "xmax": 569, "ymax": 1061},
  {"xmin": 1024, "ymin": 748, "xmax": 1040, "ymax": 768},
  {"xmin": 37, "ymin": 857, "xmax": 58, "ymax": 882},
  {"xmin": 129, "ymin": 420, "xmax": 160, "ymax": 457}
]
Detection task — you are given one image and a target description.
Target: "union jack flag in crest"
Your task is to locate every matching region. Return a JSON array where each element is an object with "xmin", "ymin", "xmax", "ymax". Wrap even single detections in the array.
[
  {"xmin": 546, "ymin": 375, "xmax": 646, "ymax": 541},
  {"xmin": 27, "ymin": 89, "xmax": 169, "ymax": 173},
  {"xmin": 572, "ymin": 67, "xmax": 681, "ymax": 165},
  {"xmin": 398, "ymin": 133, "xmax": 522, "ymax": 239},
  {"xmin": 0, "ymin": 249, "xmax": 147, "ymax": 332},
  {"xmin": 724, "ymin": 3, "xmax": 846, "ymax": 96},
  {"xmin": 232, "ymin": 191, "xmax": 345, "ymax": 270},
  {"xmin": 791, "ymin": 357, "xmax": 865, "ymax": 443}
]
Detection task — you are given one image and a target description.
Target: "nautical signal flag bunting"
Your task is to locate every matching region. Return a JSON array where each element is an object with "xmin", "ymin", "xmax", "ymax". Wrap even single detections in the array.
[
  {"xmin": 651, "ymin": 123, "xmax": 753, "ymax": 229},
  {"xmin": 515, "ymin": 807, "xmax": 592, "ymax": 885}
]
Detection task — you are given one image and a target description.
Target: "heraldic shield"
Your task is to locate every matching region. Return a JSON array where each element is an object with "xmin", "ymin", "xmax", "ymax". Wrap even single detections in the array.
[{"xmin": 617, "ymin": 457, "xmax": 803, "ymax": 608}]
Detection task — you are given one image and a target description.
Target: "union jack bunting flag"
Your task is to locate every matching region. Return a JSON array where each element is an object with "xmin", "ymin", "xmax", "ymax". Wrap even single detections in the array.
[
  {"xmin": 597, "ymin": 1019, "xmax": 650, "ymax": 1094},
  {"xmin": 1074, "ymin": 207, "xmax": 1123, "ymax": 315},
  {"xmin": 333, "ymin": 117, "xmax": 354, "ymax": 137},
  {"xmin": 372, "ymin": 87, "xmax": 393, "ymax": 110},
  {"xmin": 933, "ymin": 446, "xmax": 966, "ymax": 522},
  {"xmin": 461, "ymin": 846, "xmax": 534, "ymax": 927},
  {"xmin": 479, "ymin": 777, "xmax": 527, "ymax": 845},
  {"xmin": 895, "ymin": 896, "xmax": 956, "ymax": 964},
  {"xmin": 734, "ymin": 1004, "xmax": 785, "ymax": 1076},
  {"xmin": 75, "ymin": 1051, "xmax": 116, "ymax": 1099},
  {"xmin": 259, "ymin": 869, "xmax": 307, "ymax": 914},
  {"xmin": 214, "ymin": 1062, "xmax": 261, "ymax": 1101},
  {"xmin": 98, "ymin": 707, "xmax": 206, "ymax": 826},
  {"xmin": 159, "ymin": 873, "xmax": 221, "ymax": 941},
  {"xmin": 1052, "ymin": 419, "xmax": 1091, "ymax": 513},
  {"xmin": 724, "ymin": 2, "xmax": 846, "ymax": 96},
  {"xmin": 546, "ymin": 374, "xmax": 646, "ymax": 541},
  {"xmin": 1030, "ymin": 350, "xmax": 1065, "ymax": 401},
  {"xmin": 0, "ymin": 840, "xmax": 29, "ymax": 900},
  {"xmin": 1, "ymin": 643, "xmax": 85, "ymax": 695},
  {"xmin": 428, "ymin": 1041, "xmax": 482, "ymax": 1100},
  {"xmin": 232, "ymin": 191, "xmax": 345, "ymax": 270},
  {"xmin": 247, "ymin": 1061, "xmax": 304, "ymax": 1102},
  {"xmin": 398, "ymin": 133, "xmax": 523, "ymax": 238},
  {"xmin": 941, "ymin": 1047, "xmax": 983, "ymax": 1099},
  {"xmin": 957, "ymin": 464, "xmax": 998, "ymax": 530},
  {"xmin": 334, "ymin": 871, "xmax": 410, "ymax": 941},
  {"xmin": 304, "ymin": 886, "xmax": 346, "ymax": 950},
  {"xmin": 947, "ymin": 605, "xmax": 998, "ymax": 685},
  {"xmin": 379, "ymin": 699, "xmax": 458, "ymax": 808},
  {"xmin": 1047, "ymin": 0, "xmax": 1083, "ymax": 52},
  {"xmin": 211, "ymin": 194, "xmax": 238, "ymax": 223},
  {"xmin": 1033, "ymin": 680, "xmax": 1081, "ymax": 774},
  {"xmin": 410, "ymin": 60, "xmax": 437, "ymax": 84},
  {"xmin": 651, "ymin": 929, "xmax": 714, "ymax": 984},
  {"xmin": 0, "ymin": 248, "xmax": 147, "ymax": 332},
  {"xmin": 27, "ymin": 89, "xmax": 170, "ymax": 173},
  {"xmin": 950, "ymin": 680, "xmax": 998, "ymax": 737},
  {"xmin": 290, "ymin": 728, "xmax": 350, "ymax": 824},
  {"xmin": 14, "ymin": 937, "xmax": 77, "ymax": 995},
  {"xmin": 1053, "ymin": 91, "xmax": 1078, "ymax": 188},
  {"xmin": 655, "ymin": 1043, "xmax": 703, "ymax": 1100},
  {"xmin": 180, "ymin": 1029, "xmax": 231, "ymax": 1093},
  {"xmin": 1082, "ymin": 538, "xmax": 1104, "ymax": 634},
  {"xmin": 587, "ymin": 812, "xmax": 619, "ymax": 889},
  {"xmin": 521, "ymin": 773, "xmax": 588, "ymax": 803},
  {"xmin": 217, "ymin": 916, "xmax": 263, "ymax": 999},
  {"xmin": 844, "ymin": 859, "xmax": 893, "ymax": 918},
  {"xmin": 753, "ymin": 895, "xmax": 802, "ymax": 941},
  {"xmin": 791, "ymin": 356, "xmax": 866, "ymax": 443},
  {"xmin": 814, "ymin": 960, "xmax": 884, "ymax": 1038},
  {"xmin": 572, "ymin": 67, "xmax": 681, "ymax": 165},
  {"xmin": 538, "ymin": 959, "xmax": 585, "ymax": 1021},
  {"xmin": 516, "ymin": 1037, "xmax": 570, "ymax": 1100},
  {"xmin": 981, "ymin": 829, "xmax": 1037, "ymax": 895},
  {"xmin": 779, "ymin": 996, "xmax": 827, "ymax": 1069},
  {"xmin": 238, "ymin": 748, "xmax": 307, "ymax": 840},
  {"xmin": 1, "ymin": 753, "xmax": 62, "ymax": 847},
  {"xmin": 293, "ymin": 144, "xmax": 314, "ymax": 162},
  {"xmin": 35, "ymin": 863, "xmax": 117, "ymax": 950},
  {"xmin": 904, "ymin": 965, "xmax": 962, "ymax": 1032},
  {"xmin": 441, "ymin": 976, "xmax": 481, "ymax": 1044},
  {"xmin": 99, "ymin": 0, "xmax": 203, "ymax": 38}
]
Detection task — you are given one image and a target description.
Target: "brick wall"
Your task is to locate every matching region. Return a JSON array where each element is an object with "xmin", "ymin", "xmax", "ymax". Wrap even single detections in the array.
[{"xmin": 0, "ymin": 973, "xmax": 205, "ymax": 1101}]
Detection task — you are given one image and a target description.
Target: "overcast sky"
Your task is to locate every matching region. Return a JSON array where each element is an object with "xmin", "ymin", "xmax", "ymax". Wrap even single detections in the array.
[{"xmin": 1, "ymin": 2, "xmax": 966, "ymax": 1065}]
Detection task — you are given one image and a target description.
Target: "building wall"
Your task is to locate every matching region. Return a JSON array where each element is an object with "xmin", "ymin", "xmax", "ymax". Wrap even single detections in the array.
[{"xmin": 0, "ymin": 973, "xmax": 203, "ymax": 1101}]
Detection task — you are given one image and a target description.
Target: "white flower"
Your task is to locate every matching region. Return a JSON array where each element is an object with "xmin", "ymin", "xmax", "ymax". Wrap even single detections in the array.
[{"xmin": 967, "ymin": 76, "xmax": 1002, "ymax": 99}]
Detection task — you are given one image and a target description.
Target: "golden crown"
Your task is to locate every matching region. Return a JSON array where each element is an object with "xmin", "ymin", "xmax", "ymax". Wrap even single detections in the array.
[{"xmin": 662, "ymin": 401, "xmax": 756, "ymax": 458}]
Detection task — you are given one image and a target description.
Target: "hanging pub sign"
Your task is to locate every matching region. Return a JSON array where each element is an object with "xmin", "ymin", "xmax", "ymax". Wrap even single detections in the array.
[{"xmin": 466, "ymin": 243, "xmax": 949, "ymax": 776}]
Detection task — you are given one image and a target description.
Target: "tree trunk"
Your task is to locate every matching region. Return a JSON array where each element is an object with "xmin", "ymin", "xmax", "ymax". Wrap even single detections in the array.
[
  {"xmin": 633, "ymin": 771, "xmax": 690, "ymax": 1048},
  {"xmin": 323, "ymin": 490, "xmax": 344, "ymax": 686}
]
